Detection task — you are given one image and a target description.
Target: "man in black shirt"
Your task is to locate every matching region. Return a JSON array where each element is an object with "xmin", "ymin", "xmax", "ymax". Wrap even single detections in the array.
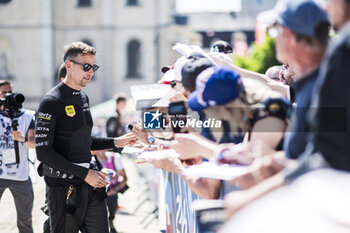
[
  {"xmin": 106, "ymin": 95, "xmax": 127, "ymax": 154},
  {"xmin": 35, "ymin": 42, "xmax": 135, "ymax": 233},
  {"xmin": 106, "ymin": 95, "xmax": 127, "ymax": 138},
  {"xmin": 307, "ymin": 0, "xmax": 350, "ymax": 171}
]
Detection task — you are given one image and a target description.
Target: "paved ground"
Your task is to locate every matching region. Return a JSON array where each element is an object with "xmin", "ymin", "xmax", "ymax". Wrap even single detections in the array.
[{"xmin": 0, "ymin": 157, "xmax": 160, "ymax": 233}]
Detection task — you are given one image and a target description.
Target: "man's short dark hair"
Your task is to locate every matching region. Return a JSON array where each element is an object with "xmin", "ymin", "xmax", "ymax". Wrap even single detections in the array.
[
  {"xmin": 294, "ymin": 21, "xmax": 330, "ymax": 47},
  {"xmin": 58, "ymin": 63, "xmax": 67, "ymax": 80},
  {"xmin": 63, "ymin": 41, "xmax": 96, "ymax": 61},
  {"xmin": 114, "ymin": 94, "xmax": 127, "ymax": 105},
  {"xmin": 0, "ymin": 80, "xmax": 11, "ymax": 88}
]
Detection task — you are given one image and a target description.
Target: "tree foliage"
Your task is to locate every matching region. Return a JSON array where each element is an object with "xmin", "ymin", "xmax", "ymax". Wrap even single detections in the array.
[{"xmin": 234, "ymin": 36, "xmax": 280, "ymax": 74}]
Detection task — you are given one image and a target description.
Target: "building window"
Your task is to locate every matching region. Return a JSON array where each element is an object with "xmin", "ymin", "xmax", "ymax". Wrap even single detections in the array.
[
  {"xmin": 126, "ymin": 0, "xmax": 139, "ymax": 6},
  {"xmin": 0, "ymin": 0, "xmax": 12, "ymax": 4},
  {"xmin": 127, "ymin": 40, "xmax": 141, "ymax": 78},
  {"xmin": 77, "ymin": 0, "xmax": 92, "ymax": 7}
]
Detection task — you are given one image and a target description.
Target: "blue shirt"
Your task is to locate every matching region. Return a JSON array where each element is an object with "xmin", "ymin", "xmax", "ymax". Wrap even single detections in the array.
[{"xmin": 284, "ymin": 69, "xmax": 319, "ymax": 159}]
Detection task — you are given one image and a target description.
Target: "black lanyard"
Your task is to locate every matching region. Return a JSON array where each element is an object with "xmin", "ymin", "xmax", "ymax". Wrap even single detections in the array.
[{"xmin": 0, "ymin": 118, "xmax": 6, "ymax": 129}]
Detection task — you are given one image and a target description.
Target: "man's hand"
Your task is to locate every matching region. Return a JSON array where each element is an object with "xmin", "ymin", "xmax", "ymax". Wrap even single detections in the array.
[
  {"xmin": 84, "ymin": 169, "xmax": 109, "ymax": 188},
  {"xmin": 171, "ymin": 134, "xmax": 219, "ymax": 160},
  {"xmin": 180, "ymin": 157, "xmax": 203, "ymax": 167},
  {"xmin": 149, "ymin": 157, "xmax": 183, "ymax": 174},
  {"xmin": 224, "ymin": 190, "xmax": 251, "ymax": 218},
  {"xmin": 230, "ymin": 155, "xmax": 285, "ymax": 189},
  {"xmin": 225, "ymin": 164, "xmax": 287, "ymax": 218},
  {"xmin": 11, "ymin": 130, "xmax": 26, "ymax": 142},
  {"xmin": 11, "ymin": 129, "xmax": 35, "ymax": 148},
  {"xmin": 132, "ymin": 124, "xmax": 149, "ymax": 145},
  {"xmin": 115, "ymin": 132, "xmax": 137, "ymax": 147}
]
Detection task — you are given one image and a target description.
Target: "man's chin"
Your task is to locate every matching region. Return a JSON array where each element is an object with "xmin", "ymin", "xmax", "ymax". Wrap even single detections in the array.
[{"xmin": 81, "ymin": 81, "xmax": 90, "ymax": 87}]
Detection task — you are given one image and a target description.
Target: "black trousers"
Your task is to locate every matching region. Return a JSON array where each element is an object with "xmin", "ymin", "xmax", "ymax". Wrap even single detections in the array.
[
  {"xmin": 106, "ymin": 194, "xmax": 118, "ymax": 220},
  {"xmin": 46, "ymin": 182, "xmax": 109, "ymax": 233}
]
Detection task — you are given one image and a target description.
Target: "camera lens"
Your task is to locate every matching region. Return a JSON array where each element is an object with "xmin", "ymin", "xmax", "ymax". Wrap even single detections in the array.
[{"xmin": 14, "ymin": 93, "xmax": 25, "ymax": 104}]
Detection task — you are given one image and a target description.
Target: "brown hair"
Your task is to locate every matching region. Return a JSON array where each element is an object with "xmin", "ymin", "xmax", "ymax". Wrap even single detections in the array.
[
  {"xmin": 294, "ymin": 21, "xmax": 330, "ymax": 47},
  {"xmin": 0, "ymin": 80, "xmax": 11, "ymax": 88},
  {"xmin": 114, "ymin": 93, "xmax": 127, "ymax": 104},
  {"xmin": 63, "ymin": 41, "xmax": 96, "ymax": 61},
  {"xmin": 203, "ymin": 79, "xmax": 274, "ymax": 142},
  {"xmin": 57, "ymin": 63, "xmax": 67, "ymax": 80}
]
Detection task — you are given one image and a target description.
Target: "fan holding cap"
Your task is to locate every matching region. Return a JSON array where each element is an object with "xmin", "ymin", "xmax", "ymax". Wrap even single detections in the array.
[{"xmin": 187, "ymin": 67, "xmax": 287, "ymax": 136}]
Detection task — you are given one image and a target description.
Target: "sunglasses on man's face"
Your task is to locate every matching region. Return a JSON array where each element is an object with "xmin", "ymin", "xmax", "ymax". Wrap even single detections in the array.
[{"xmin": 69, "ymin": 59, "xmax": 100, "ymax": 72}]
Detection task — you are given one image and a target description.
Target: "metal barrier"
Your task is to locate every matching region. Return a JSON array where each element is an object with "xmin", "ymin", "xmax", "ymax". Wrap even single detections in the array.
[
  {"xmin": 123, "ymin": 150, "xmax": 200, "ymax": 233},
  {"xmin": 160, "ymin": 170, "xmax": 200, "ymax": 233}
]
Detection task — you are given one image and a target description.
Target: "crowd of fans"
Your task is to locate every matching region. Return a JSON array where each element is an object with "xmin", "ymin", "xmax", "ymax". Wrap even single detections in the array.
[
  {"xmin": 123, "ymin": 0, "xmax": 350, "ymax": 232},
  {"xmin": 2, "ymin": 0, "xmax": 350, "ymax": 232}
]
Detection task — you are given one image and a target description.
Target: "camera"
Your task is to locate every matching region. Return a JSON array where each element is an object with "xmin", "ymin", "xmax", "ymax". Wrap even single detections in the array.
[
  {"xmin": 168, "ymin": 101, "xmax": 187, "ymax": 116},
  {"xmin": 0, "ymin": 92, "xmax": 25, "ymax": 166},
  {"xmin": 0, "ymin": 92, "xmax": 25, "ymax": 112},
  {"xmin": 168, "ymin": 101, "xmax": 188, "ymax": 133}
]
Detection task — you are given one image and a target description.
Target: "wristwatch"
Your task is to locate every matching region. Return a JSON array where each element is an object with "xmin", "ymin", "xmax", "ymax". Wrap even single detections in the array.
[{"xmin": 147, "ymin": 136, "xmax": 155, "ymax": 145}]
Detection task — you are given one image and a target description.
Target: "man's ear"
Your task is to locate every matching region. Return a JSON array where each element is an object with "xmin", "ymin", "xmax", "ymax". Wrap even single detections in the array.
[{"xmin": 65, "ymin": 59, "xmax": 71, "ymax": 70}]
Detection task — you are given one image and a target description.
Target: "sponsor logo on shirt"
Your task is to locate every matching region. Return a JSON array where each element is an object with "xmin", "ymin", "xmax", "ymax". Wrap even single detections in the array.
[
  {"xmin": 65, "ymin": 105, "xmax": 76, "ymax": 117},
  {"xmin": 36, "ymin": 127, "xmax": 49, "ymax": 132},
  {"xmin": 38, "ymin": 112, "xmax": 52, "ymax": 121},
  {"xmin": 37, "ymin": 119, "xmax": 50, "ymax": 126},
  {"xmin": 35, "ymin": 141, "xmax": 49, "ymax": 147},
  {"xmin": 82, "ymin": 103, "xmax": 90, "ymax": 112}
]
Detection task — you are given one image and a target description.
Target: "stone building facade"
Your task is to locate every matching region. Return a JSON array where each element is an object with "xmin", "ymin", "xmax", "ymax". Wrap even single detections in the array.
[
  {"xmin": 0, "ymin": 0, "xmax": 199, "ymax": 109},
  {"xmin": 0, "ymin": 0, "xmax": 275, "ymax": 109}
]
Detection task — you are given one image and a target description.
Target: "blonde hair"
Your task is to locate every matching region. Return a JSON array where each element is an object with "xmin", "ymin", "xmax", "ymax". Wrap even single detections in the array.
[{"xmin": 203, "ymin": 79, "xmax": 277, "ymax": 142}]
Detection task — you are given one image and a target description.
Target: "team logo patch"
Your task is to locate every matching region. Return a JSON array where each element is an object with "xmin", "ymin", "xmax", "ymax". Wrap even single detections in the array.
[
  {"xmin": 65, "ymin": 105, "xmax": 76, "ymax": 117},
  {"xmin": 269, "ymin": 103, "xmax": 280, "ymax": 113}
]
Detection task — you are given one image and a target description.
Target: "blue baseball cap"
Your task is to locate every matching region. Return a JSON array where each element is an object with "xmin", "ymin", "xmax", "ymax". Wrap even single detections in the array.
[
  {"xmin": 257, "ymin": 0, "xmax": 328, "ymax": 37},
  {"xmin": 188, "ymin": 67, "xmax": 244, "ymax": 111}
]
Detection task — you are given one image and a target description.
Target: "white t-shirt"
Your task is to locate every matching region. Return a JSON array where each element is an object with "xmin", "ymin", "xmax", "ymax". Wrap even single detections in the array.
[{"xmin": 0, "ymin": 109, "xmax": 35, "ymax": 181}]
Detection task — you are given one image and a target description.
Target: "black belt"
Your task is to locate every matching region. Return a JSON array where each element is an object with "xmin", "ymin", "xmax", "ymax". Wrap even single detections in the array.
[{"xmin": 38, "ymin": 158, "xmax": 101, "ymax": 180}]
